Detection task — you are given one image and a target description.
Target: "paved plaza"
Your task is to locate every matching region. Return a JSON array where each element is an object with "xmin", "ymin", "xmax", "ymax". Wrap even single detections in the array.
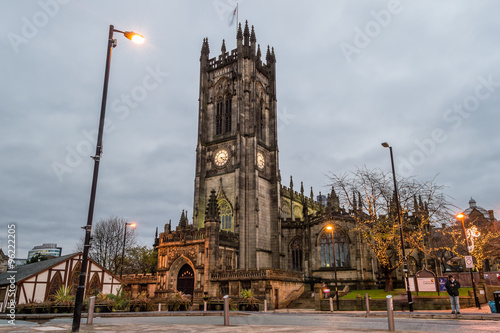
[{"xmin": 1, "ymin": 306, "xmax": 499, "ymax": 333}]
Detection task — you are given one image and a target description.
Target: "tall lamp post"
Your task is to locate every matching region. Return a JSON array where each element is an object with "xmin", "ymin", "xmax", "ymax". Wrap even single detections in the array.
[
  {"xmin": 456, "ymin": 213, "xmax": 481, "ymax": 309},
  {"xmin": 120, "ymin": 222, "xmax": 136, "ymax": 279},
  {"xmin": 326, "ymin": 225, "xmax": 340, "ymax": 310},
  {"xmin": 71, "ymin": 25, "xmax": 144, "ymax": 333},
  {"xmin": 381, "ymin": 142, "xmax": 414, "ymax": 312}
]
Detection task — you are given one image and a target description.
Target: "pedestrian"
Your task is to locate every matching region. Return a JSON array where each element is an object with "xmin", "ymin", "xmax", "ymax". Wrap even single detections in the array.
[{"xmin": 445, "ymin": 274, "xmax": 461, "ymax": 314}]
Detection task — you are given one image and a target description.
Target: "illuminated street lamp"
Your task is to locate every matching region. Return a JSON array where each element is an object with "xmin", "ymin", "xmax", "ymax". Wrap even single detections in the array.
[
  {"xmin": 381, "ymin": 142, "xmax": 414, "ymax": 312},
  {"xmin": 326, "ymin": 225, "xmax": 340, "ymax": 310},
  {"xmin": 72, "ymin": 25, "xmax": 144, "ymax": 333},
  {"xmin": 120, "ymin": 222, "xmax": 137, "ymax": 279},
  {"xmin": 456, "ymin": 213, "xmax": 481, "ymax": 309}
]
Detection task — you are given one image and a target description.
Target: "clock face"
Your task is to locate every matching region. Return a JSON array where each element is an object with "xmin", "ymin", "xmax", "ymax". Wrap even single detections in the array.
[
  {"xmin": 214, "ymin": 149, "xmax": 229, "ymax": 167},
  {"xmin": 257, "ymin": 152, "xmax": 265, "ymax": 170}
]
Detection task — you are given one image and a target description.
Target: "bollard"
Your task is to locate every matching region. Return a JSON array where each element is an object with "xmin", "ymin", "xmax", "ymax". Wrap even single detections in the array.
[
  {"xmin": 264, "ymin": 299, "xmax": 267, "ymax": 312},
  {"xmin": 365, "ymin": 293, "xmax": 370, "ymax": 315},
  {"xmin": 386, "ymin": 295, "xmax": 395, "ymax": 331},
  {"xmin": 204, "ymin": 301, "xmax": 207, "ymax": 312},
  {"xmin": 87, "ymin": 296, "xmax": 96, "ymax": 324},
  {"xmin": 329, "ymin": 297, "xmax": 334, "ymax": 312},
  {"xmin": 158, "ymin": 303, "xmax": 161, "ymax": 312},
  {"xmin": 223, "ymin": 295, "xmax": 230, "ymax": 326}
]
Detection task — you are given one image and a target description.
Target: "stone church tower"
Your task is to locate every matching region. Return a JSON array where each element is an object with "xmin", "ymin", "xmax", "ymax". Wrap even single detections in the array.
[{"xmin": 193, "ymin": 21, "xmax": 281, "ymax": 270}]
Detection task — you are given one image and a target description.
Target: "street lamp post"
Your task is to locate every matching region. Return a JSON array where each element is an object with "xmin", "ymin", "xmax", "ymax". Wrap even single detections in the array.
[
  {"xmin": 381, "ymin": 142, "xmax": 414, "ymax": 312},
  {"xmin": 71, "ymin": 25, "xmax": 144, "ymax": 333},
  {"xmin": 120, "ymin": 222, "xmax": 136, "ymax": 279},
  {"xmin": 456, "ymin": 213, "xmax": 481, "ymax": 309},
  {"xmin": 326, "ymin": 225, "xmax": 340, "ymax": 310}
]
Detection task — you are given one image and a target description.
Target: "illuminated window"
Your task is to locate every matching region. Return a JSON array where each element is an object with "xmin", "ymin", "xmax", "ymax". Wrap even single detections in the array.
[{"xmin": 320, "ymin": 230, "xmax": 350, "ymax": 268}]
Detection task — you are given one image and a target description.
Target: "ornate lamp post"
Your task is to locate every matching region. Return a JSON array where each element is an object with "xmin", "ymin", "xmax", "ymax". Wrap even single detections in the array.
[
  {"xmin": 72, "ymin": 25, "xmax": 144, "ymax": 333},
  {"xmin": 381, "ymin": 142, "xmax": 414, "ymax": 312},
  {"xmin": 456, "ymin": 213, "xmax": 481, "ymax": 309},
  {"xmin": 120, "ymin": 222, "xmax": 137, "ymax": 279},
  {"xmin": 326, "ymin": 225, "xmax": 340, "ymax": 310}
]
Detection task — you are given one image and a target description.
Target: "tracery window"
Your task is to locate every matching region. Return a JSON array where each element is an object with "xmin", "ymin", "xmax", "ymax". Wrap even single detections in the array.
[
  {"xmin": 290, "ymin": 237, "xmax": 303, "ymax": 271},
  {"xmin": 320, "ymin": 229, "xmax": 350, "ymax": 268},
  {"xmin": 216, "ymin": 98, "xmax": 223, "ymax": 135},
  {"xmin": 225, "ymin": 96, "xmax": 232, "ymax": 133},
  {"xmin": 219, "ymin": 199, "xmax": 233, "ymax": 230}
]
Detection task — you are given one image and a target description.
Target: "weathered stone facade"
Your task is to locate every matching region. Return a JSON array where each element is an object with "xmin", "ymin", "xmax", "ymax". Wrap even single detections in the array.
[{"xmin": 154, "ymin": 22, "xmax": 432, "ymax": 308}]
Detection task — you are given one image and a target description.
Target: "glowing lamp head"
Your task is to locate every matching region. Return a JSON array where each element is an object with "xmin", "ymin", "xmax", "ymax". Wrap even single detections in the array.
[
  {"xmin": 129, "ymin": 222, "xmax": 137, "ymax": 228},
  {"xmin": 123, "ymin": 31, "xmax": 145, "ymax": 44},
  {"xmin": 456, "ymin": 213, "xmax": 464, "ymax": 219},
  {"xmin": 326, "ymin": 225, "xmax": 333, "ymax": 231}
]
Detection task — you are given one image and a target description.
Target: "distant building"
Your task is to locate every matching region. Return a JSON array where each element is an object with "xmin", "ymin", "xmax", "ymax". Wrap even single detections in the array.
[
  {"xmin": 458, "ymin": 198, "xmax": 499, "ymax": 271},
  {"xmin": 27, "ymin": 243, "xmax": 62, "ymax": 261},
  {"xmin": 0, "ymin": 248, "xmax": 7, "ymax": 274}
]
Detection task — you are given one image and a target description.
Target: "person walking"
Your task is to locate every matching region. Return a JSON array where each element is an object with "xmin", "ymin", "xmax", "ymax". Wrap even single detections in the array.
[{"xmin": 445, "ymin": 275, "xmax": 461, "ymax": 314}]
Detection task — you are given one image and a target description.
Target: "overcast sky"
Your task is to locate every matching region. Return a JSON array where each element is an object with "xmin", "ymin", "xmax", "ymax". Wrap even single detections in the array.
[{"xmin": 1, "ymin": 1, "xmax": 499, "ymax": 259}]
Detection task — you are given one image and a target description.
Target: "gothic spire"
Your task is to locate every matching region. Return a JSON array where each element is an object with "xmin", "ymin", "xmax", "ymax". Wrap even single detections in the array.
[
  {"xmin": 310, "ymin": 186, "xmax": 314, "ymax": 200},
  {"xmin": 221, "ymin": 39, "xmax": 226, "ymax": 54},
  {"xmin": 237, "ymin": 22, "xmax": 243, "ymax": 40},
  {"xmin": 205, "ymin": 189, "xmax": 220, "ymax": 220},
  {"xmin": 300, "ymin": 181, "xmax": 304, "ymax": 197},
  {"xmin": 179, "ymin": 209, "xmax": 188, "ymax": 229},
  {"xmin": 256, "ymin": 44, "xmax": 261, "ymax": 60},
  {"xmin": 243, "ymin": 20, "xmax": 250, "ymax": 45},
  {"xmin": 266, "ymin": 45, "xmax": 271, "ymax": 63},
  {"xmin": 250, "ymin": 25, "xmax": 256, "ymax": 43}
]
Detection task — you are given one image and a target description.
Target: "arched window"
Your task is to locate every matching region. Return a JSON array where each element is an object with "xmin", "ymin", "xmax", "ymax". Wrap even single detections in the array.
[
  {"xmin": 408, "ymin": 257, "xmax": 418, "ymax": 276},
  {"xmin": 290, "ymin": 237, "xmax": 302, "ymax": 271},
  {"xmin": 216, "ymin": 98, "xmax": 223, "ymax": 135},
  {"xmin": 69, "ymin": 262, "xmax": 81, "ymax": 295},
  {"xmin": 320, "ymin": 229, "xmax": 350, "ymax": 268},
  {"xmin": 259, "ymin": 99, "xmax": 265, "ymax": 140},
  {"xmin": 48, "ymin": 271, "xmax": 63, "ymax": 300},
  {"xmin": 224, "ymin": 95, "xmax": 232, "ymax": 133},
  {"xmin": 219, "ymin": 199, "xmax": 233, "ymax": 231},
  {"xmin": 88, "ymin": 273, "xmax": 101, "ymax": 297}
]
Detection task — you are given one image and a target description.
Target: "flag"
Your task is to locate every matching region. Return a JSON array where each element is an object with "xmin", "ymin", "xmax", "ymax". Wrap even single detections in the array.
[{"xmin": 228, "ymin": 5, "xmax": 237, "ymax": 27}]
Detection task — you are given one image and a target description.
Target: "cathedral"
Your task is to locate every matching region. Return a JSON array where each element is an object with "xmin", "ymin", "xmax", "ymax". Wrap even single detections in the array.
[{"xmin": 153, "ymin": 22, "xmax": 427, "ymax": 308}]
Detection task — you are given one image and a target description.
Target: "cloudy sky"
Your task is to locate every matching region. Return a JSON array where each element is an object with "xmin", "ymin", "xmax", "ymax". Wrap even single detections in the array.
[{"xmin": 1, "ymin": 1, "xmax": 499, "ymax": 259}]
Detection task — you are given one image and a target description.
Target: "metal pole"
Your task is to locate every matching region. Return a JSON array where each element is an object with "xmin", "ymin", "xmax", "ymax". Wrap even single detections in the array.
[
  {"xmin": 72, "ymin": 24, "xmax": 115, "ymax": 333},
  {"xmin": 223, "ymin": 296, "xmax": 230, "ymax": 326},
  {"xmin": 331, "ymin": 228, "xmax": 340, "ymax": 310},
  {"xmin": 460, "ymin": 216, "xmax": 480, "ymax": 309},
  {"xmin": 87, "ymin": 296, "xmax": 95, "ymax": 324},
  {"xmin": 385, "ymin": 144, "xmax": 413, "ymax": 312},
  {"xmin": 329, "ymin": 297, "xmax": 333, "ymax": 312},
  {"xmin": 386, "ymin": 295, "xmax": 395, "ymax": 331},
  {"xmin": 365, "ymin": 293, "xmax": 370, "ymax": 315},
  {"xmin": 120, "ymin": 224, "xmax": 128, "ymax": 279}
]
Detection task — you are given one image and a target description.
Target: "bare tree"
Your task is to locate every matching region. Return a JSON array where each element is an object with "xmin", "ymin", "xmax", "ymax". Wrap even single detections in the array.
[
  {"xmin": 440, "ymin": 218, "xmax": 500, "ymax": 275},
  {"xmin": 76, "ymin": 216, "xmax": 137, "ymax": 275},
  {"xmin": 329, "ymin": 166, "xmax": 452, "ymax": 291}
]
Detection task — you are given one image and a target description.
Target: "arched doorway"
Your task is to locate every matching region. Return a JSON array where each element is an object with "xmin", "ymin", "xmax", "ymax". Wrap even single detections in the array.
[{"xmin": 177, "ymin": 264, "xmax": 194, "ymax": 296}]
